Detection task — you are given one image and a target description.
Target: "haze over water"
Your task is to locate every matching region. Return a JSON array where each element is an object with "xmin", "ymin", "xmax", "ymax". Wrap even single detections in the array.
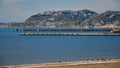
[{"xmin": 0, "ymin": 28, "xmax": 120, "ymax": 66}]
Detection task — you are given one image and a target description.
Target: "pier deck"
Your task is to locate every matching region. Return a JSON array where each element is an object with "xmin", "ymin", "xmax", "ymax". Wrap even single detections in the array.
[{"xmin": 21, "ymin": 32, "xmax": 120, "ymax": 36}]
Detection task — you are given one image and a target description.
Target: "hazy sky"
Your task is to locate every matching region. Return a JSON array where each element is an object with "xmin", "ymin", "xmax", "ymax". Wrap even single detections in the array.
[{"xmin": 0, "ymin": 0, "xmax": 120, "ymax": 23}]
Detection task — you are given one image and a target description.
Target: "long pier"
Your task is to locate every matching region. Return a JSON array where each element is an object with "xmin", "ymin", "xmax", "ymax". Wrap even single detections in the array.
[
  {"xmin": 14, "ymin": 28, "xmax": 120, "ymax": 36},
  {"xmin": 21, "ymin": 32, "xmax": 120, "ymax": 36}
]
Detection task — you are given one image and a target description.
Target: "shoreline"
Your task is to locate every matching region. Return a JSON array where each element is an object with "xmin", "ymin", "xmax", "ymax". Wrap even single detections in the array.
[{"xmin": 1, "ymin": 59, "xmax": 120, "ymax": 68}]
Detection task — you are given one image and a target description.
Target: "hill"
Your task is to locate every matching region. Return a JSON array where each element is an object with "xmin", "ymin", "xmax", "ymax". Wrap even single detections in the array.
[{"xmin": 25, "ymin": 9, "xmax": 120, "ymax": 28}]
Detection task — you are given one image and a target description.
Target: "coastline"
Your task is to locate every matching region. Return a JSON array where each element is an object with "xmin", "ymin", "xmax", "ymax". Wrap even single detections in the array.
[{"xmin": 1, "ymin": 59, "xmax": 120, "ymax": 68}]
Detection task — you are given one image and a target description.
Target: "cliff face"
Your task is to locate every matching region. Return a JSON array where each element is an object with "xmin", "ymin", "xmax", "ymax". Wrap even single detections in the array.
[{"xmin": 25, "ymin": 9, "xmax": 120, "ymax": 28}]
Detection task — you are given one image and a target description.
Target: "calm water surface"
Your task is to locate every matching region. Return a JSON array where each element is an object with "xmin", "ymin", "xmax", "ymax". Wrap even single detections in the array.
[{"xmin": 0, "ymin": 28, "xmax": 120, "ymax": 66}]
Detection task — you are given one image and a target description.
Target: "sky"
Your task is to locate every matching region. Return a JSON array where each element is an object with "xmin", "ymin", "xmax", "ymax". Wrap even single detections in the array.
[{"xmin": 0, "ymin": 0, "xmax": 120, "ymax": 23}]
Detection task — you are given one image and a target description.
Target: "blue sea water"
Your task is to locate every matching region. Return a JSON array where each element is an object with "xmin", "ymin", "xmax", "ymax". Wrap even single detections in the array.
[{"xmin": 0, "ymin": 28, "xmax": 120, "ymax": 66}]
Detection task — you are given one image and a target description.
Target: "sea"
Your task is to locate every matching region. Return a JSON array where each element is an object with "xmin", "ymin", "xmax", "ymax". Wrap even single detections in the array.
[{"xmin": 0, "ymin": 28, "xmax": 120, "ymax": 66}]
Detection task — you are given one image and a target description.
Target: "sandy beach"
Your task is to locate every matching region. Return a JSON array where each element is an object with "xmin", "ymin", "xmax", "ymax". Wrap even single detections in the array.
[{"xmin": 0, "ymin": 59, "xmax": 120, "ymax": 68}]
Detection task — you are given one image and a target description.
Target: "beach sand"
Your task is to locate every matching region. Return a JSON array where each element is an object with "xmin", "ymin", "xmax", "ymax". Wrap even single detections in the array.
[
  {"xmin": 45, "ymin": 62, "xmax": 120, "ymax": 68},
  {"xmin": 0, "ymin": 59, "xmax": 120, "ymax": 68}
]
